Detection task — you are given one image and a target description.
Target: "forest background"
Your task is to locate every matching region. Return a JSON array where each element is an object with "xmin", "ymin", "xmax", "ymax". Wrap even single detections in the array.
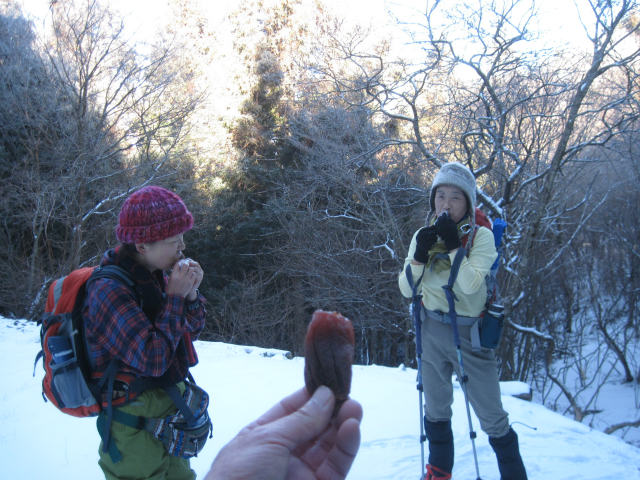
[{"xmin": 1, "ymin": 0, "xmax": 639, "ymax": 443}]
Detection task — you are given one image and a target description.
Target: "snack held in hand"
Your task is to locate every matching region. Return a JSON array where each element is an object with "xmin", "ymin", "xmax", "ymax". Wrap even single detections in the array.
[
  {"xmin": 178, "ymin": 257, "xmax": 196, "ymax": 270},
  {"xmin": 304, "ymin": 310, "xmax": 355, "ymax": 407}
]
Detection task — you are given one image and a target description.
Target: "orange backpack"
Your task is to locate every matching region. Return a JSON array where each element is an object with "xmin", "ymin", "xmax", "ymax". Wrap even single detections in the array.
[{"xmin": 34, "ymin": 265, "xmax": 142, "ymax": 417}]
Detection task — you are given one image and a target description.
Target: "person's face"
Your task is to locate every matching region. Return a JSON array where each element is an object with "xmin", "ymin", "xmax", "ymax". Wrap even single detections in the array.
[
  {"xmin": 136, "ymin": 233, "xmax": 186, "ymax": 271},
  {"xmin": 434, "ymin": 185, "xmax": 468, "ymax": 223}
]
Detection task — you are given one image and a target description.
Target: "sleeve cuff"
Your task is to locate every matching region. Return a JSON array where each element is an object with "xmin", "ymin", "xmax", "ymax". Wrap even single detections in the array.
[{"xmin": 185, "ymin": 290, "xmax": 202, "ymax": 312}]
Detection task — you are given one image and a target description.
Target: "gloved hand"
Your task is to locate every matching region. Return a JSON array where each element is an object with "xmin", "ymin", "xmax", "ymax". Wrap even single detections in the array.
[
  {"xmin": 413, "ymin": 226, "xmax": 437, "ymax": 263},
  {"xmin": 434, "ymin": 212, "xmax": 461, "ymax": 251}
]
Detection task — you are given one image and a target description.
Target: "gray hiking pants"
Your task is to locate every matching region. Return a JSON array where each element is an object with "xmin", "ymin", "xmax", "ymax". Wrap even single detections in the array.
[{"xmin": 420, "ymin": 309, "xmax": 510, "ymax": 438}]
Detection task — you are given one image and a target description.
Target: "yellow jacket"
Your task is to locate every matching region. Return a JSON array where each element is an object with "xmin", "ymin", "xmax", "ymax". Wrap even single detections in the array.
[{"xmin": 398, "ymin": 226, "xmax": 497, "ymax": 317}]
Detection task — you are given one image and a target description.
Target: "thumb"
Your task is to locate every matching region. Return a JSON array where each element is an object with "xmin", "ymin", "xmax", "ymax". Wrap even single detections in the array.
[{"xmin": 270, "ymin": 386, "xmax": 335, "ymax": 450}]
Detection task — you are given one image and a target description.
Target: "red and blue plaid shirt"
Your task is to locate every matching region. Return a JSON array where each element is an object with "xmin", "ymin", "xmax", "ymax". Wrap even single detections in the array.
[{"xmin": 82, "ymin": 248, "xmax": 206, "ymax": 383}]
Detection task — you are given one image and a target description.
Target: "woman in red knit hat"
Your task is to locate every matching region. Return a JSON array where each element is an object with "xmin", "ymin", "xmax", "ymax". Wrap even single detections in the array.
[{"xmin": 82, "ymin": 185, "xmax": 208, "ymax": 480}]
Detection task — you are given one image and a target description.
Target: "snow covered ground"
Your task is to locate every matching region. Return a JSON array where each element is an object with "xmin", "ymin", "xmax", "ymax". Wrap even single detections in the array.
[{"xmin": 2, "ymin": 316, "xmax": 640, "ymax": 479}]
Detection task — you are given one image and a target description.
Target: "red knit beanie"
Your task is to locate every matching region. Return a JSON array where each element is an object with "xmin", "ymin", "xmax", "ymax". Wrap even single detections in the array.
[{"xmin": 115, "ymin": 186, "xmax": 194, "ymax": 244}]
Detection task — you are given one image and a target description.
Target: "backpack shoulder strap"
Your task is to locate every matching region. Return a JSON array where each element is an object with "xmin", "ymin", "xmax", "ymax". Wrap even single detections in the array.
[
  {"xmin": 74, "ymin": 264, "xmax": 138, "ymax": 378},
  {"xmin": 84, "ymin": 264, "xmax": 140, "ymax": 308},
  {"xmin": 448, "ymin": 247, "xmax": 466, "ymax": 290},
  {"xmin": 88, "ymin": 265, "xmax": 135, "ymax": 290},
  {"xmin": 80, "ymin": 264, "xmax": 145, "ymax": 461},
  {"xmin": 405, "ymin": 263, "xmax": 425, "ymax": 299},
  {"xmin": 442, "ymin": 247, "xmax": 468, "ymax": 348}
]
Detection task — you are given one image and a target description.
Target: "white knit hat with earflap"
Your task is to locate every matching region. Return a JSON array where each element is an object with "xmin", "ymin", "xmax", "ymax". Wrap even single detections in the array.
[{"xmin": 428, "ymin": 162, "xmax": 478, "ymax": 247}]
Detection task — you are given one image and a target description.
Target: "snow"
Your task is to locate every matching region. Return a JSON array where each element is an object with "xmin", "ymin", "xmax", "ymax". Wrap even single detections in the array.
[{"xmin": 2, "ymin": 316, "xmax": 640, "ymax": 479}]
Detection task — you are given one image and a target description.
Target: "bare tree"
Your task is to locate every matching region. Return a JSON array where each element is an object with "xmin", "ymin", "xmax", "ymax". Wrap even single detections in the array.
[
  {"xmin": 301, "ymin": 0, "xmax": 640, "ymax": 439},
  {"xmin": 262, "ymin": 103, "xmax": 417, "ymax": 364},
  {"xmin": 0, "ymin": 0, "xmax": 201, "ymax": 317},
  {"xmin": 0, "ymin": 6, "xmax": 60, "ymax": 315}
]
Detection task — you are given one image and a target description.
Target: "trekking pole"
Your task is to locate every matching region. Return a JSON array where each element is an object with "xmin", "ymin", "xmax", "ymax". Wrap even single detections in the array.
[
  {"xmin": 451, "ymin": 321, "xmax": 482, "ymax": 480},
  {"xmin": 444, "ymin": 248, "xmax": 483, "ymax": 480},
  {"xmin": 414, "ymin": 304, "xmax": 426, "ymax": 480},
  {"xmin": 406, "ymin": 264, "xmax": 426, "ymax": 480}
]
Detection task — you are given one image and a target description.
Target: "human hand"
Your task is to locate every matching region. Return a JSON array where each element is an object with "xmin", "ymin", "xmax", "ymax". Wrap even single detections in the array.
[
  {"xmin": 413, "ymin": 226, "xmax": 437, "ymax": 264},
  {"xmin": 167, "ymin": 258, "xmax": 200, "ymax": 298},
  {"xmin": 205, "ymin": 386, "xmax": 362, "ymax": 480},
  {"xmin": 182, "ymin": 258, "xmax": 203, "ymax": 301},
  {"xmin": 434, "ymin": 212, "xmax": 461, "ymax": 251}
]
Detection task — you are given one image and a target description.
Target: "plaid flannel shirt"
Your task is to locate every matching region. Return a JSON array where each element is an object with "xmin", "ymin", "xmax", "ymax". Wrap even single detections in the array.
[{"xmin": 83, "ymin": 267, "xmax": 206, "ymax": 381}]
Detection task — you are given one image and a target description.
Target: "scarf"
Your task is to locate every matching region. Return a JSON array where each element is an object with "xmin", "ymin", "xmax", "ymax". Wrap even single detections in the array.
[{"xmin": 110, "ymin": 245, "xmax": 165, "ymax": 322}]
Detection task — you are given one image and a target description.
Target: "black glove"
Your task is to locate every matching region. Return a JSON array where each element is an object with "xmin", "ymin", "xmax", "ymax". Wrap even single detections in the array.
[
  {"xmin": 434, "ymin": 212, "xmax": 461, "ymax": 251},
  {"xmin": 413, "ymin": 226, "xmax": 437, "ymax": 263}
]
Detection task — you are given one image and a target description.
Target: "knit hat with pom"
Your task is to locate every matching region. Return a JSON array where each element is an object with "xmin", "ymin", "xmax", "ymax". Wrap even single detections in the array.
[{"xmin": 116, "ymin": 186, "xmax": 193, "ymax": 244}]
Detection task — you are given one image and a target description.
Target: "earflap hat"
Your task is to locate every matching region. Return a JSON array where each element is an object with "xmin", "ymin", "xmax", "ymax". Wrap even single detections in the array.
[
  {"xmin": 428, "ymin": 162, "xmax": 478, "ymax": 247},
  {"xmin": 429, "ymin": 162, "xmax": 477, "ymax": 215},
  {"xmin": 116, "ymin": 186, "xmax": 193, "ymax": 244}
]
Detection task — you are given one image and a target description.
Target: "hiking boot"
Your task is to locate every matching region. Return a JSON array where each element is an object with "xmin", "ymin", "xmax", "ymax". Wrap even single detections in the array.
[
  {"xmin": 489, "ymin": 427, "xmax": 528, "ymax": 480},
  {"xmin": 425, "ymin": 464, "xmax": 452, "ymax": 480}
]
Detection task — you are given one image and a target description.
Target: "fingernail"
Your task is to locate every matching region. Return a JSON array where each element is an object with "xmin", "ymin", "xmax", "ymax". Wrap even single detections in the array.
[{"xmin": 313, "ymin": 385, "xmax": 333, "ymax": 406}]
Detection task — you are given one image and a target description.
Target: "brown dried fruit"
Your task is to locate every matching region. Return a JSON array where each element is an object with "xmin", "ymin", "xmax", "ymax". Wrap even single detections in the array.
[{"xmin": 304, "ymin": 310, "xmax": 355, "ymax": 409}]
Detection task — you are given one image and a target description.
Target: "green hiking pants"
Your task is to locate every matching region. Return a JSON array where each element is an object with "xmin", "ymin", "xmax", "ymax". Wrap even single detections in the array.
[{"xmin": 97, "ymin": 383, "xmax": 195, "ymax": 480}]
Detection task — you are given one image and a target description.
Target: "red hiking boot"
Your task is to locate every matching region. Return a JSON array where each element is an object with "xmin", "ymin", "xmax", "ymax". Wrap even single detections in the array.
[{"xmin": 425, "ymin": 464, "xmax": 452, "ymax": 480}]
